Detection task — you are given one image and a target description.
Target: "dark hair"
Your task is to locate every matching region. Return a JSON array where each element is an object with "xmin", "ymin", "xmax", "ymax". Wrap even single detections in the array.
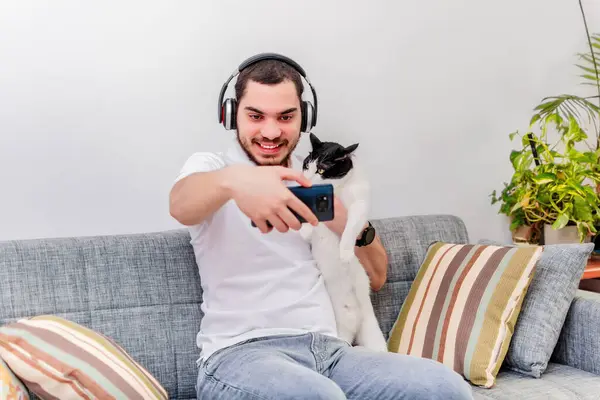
[{"xmin": 234, "ymin": 60, "xmax": 304, "ymax": 102}]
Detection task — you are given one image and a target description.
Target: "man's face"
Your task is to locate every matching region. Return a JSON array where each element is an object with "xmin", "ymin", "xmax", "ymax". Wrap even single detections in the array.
[{"xmin": 236, "ymin": 79, "xmax": 302, "ymax": 166}]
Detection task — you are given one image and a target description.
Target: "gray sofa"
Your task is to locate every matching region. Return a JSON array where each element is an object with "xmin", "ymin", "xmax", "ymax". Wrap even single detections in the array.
[{"xmin": 1, "ymin": 214, "xmax": 599, "ymax": 399}]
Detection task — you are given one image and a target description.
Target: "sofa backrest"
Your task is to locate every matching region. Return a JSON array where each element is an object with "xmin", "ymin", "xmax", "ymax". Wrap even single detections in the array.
[{"xmin": 0, "ymin": 214, "xmax": 468, "ymax": 398}]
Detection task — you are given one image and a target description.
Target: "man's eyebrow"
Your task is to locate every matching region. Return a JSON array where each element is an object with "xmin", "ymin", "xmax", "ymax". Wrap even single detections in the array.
[
  {"xmin": 280, "ymin": 107, "xmax": 297, "ymax": 115},
  {"xmin": 244, "ymin": 106, "xmax": 298, "ymax": 115},
  {"xmin": 245, "ymin": 106, "xmax": 264, "ymax": 114}
]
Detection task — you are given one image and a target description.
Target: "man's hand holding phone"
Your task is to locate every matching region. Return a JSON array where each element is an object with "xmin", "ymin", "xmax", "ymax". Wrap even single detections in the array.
[{"xmin": 222, "ymin": 164, "xmax": 319, "ymax": 233}]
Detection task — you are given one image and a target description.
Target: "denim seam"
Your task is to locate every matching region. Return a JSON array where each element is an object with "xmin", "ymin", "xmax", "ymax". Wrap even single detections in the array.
[
  {"xmin": 309, "ymin": 332, "xmax": 321, "ymax": 372},
  {"xmin": 201, "ymin": 372, "xmax": 270, "ymax": 400}
]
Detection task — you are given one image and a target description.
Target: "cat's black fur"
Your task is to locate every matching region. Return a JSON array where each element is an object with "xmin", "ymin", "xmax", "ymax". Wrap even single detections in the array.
[{"xmin": 302, "ymin": 133, "xmax": 359, "ymax": 179}]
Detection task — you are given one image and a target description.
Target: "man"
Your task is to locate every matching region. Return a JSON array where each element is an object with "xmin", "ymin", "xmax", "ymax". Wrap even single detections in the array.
[{"xmin": 169, "ymin": 54, "xmax": 473, "ymax": 399}]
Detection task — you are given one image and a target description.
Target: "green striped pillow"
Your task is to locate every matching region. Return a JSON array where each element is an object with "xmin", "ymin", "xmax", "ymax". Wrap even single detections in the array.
[
  {"xmin": 387, "ymin": 242, "xmax": 543, "ymax": 388},
  {"xmin": 0, "ymin": 315, "xmax": 168, "ymax": 399}
]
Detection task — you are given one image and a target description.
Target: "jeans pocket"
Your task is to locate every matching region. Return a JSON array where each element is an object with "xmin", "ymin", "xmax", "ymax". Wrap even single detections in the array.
[{"xmin": 202, "ymin": 337, "xmax": 265, "ymax": 375}]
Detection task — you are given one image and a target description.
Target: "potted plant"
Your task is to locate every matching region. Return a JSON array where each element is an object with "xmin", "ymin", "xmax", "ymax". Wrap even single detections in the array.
[
  {"xmin": 491, "ymin": 114, "xmax": 600, "ymax": 244},
  {"xmin": 491, "ymin": 14, "xmax": 600, "ymax": 244}
]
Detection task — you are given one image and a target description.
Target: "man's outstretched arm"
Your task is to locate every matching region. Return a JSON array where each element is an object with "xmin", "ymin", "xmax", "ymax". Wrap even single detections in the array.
[{"xmin": 170, "ymin": 161, "xmax": 318, "ymax": 232}]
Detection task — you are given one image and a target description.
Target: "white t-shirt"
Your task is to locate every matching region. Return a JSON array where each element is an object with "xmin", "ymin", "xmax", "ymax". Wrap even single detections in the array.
[{"xmin": 174, "ymin": 138, "xmax": 338, "ymax": 361}]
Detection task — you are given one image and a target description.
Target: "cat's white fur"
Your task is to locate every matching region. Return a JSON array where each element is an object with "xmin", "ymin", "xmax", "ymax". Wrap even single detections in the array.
[{"xmin": 299, "ymin": 155, "xmax": 388, "ymax": 352}]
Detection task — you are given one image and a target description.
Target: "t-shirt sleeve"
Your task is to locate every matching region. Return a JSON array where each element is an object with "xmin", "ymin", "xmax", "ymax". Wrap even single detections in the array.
[{"xmin": 174, "ymin": 152, "xmax": 226, "ymax": 184}]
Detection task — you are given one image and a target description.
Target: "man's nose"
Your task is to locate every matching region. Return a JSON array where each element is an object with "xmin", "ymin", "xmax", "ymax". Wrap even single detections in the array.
[{"xmin": 261, "ymin": 119, "xmax": 281, "ymax": 140}]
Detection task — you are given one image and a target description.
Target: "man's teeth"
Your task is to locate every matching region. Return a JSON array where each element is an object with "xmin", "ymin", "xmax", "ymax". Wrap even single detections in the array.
[{"xmin": 259, "ymin": 143, "xmax": 280, "ymax": 149}]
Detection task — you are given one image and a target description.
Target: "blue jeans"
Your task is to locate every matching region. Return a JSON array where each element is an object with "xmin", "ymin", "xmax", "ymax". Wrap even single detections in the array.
[{"xmin": 196, "ymin": 332, "xmax": 473, "ymax": 399}]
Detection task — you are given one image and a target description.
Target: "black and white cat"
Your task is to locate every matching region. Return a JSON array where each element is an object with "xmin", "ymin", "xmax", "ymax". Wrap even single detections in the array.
[{"xmin": 299, "ymin": 133, "xmax": 387, "ymax": 351}]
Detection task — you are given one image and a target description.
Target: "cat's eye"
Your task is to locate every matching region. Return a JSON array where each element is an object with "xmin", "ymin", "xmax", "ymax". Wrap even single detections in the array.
[{"xmin": 317, "ymin": 168, "xmax": 325, "ymax": 174}]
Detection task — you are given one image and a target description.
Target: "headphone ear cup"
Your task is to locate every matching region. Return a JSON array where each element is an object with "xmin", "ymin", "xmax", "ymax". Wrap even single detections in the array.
[
  {"xmin": 300, "ymin": 101, "xmax": 307, "ymax": 133},
  {"xmin": 301, "ymin": 101, "xmax": 315, "ymax": 133},
  {"xmin": 230, "ymin": 99, "xmax": 237, "ymax": 130},
  {"xmin": 222, "ymin": 99, "xmax": 237, "ymax": 130}
]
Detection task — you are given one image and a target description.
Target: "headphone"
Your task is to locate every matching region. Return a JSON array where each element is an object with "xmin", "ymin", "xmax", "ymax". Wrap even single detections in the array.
[{"xmin": 217, "ymin": 53, "xmax": 318, "ymax": 133}]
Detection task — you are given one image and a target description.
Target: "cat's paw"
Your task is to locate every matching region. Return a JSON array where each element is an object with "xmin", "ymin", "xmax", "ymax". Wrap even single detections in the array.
[
  {"xmin": 299, "ymin": 225, "xmax": 313, "ymax": 241},
  {"xmin": 340, "ymin": 248, "xmax": 355, "ymax": 263}
]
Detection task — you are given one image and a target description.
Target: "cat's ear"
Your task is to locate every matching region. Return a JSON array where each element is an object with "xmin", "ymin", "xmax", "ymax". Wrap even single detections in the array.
[
  {"xmin": 344, "ymin": 143, "xmax": 359, "ymax": 154},
  {"xmin": 309, "ymin": 133, "xmax": 322, "ymax": 149}
]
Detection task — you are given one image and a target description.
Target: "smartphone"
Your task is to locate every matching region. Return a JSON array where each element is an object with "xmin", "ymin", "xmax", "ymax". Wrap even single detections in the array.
[{"xmin": 251, "ymin": 183, "xmax": 335, "ymax": 227}]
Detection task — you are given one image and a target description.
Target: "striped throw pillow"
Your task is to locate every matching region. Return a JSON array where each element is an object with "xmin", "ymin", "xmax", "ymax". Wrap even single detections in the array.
[
  {"xmin": 387, "ymin": 242, "xmax": 543, "ymax": 388},
  {"xmin": 1, "ymin": 357, "xmax": 28, "ymax": 400},
  {"xmin": 0, "ymin": 315, "xmax": 167, "ymax": 399}
]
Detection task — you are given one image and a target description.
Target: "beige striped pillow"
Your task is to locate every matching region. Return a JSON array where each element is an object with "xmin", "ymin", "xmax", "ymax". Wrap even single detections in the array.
[
  {"xmin": 0, "ymin": 315, "xmax": 168, "ymax": 399},
  {"xmin": 1, "ymin": 357, "xmax": 28, "ymax": 399},
  {"xmin": 387, "ymin": 242, "xmax": 542, "ymax": 388}
]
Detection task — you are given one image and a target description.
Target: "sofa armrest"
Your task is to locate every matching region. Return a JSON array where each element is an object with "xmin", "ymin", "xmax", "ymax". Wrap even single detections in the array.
[{"xmin": 551, "ymin": 290, "xmax": 600, "ymax": 375}]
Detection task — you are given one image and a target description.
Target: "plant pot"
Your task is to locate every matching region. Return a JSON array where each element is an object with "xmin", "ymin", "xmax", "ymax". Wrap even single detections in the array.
[
  {"xmin": 509, "ymin": 220, "xmax": 543, "ymax": 245},
  {"xmin": 543, "ymin": 224, "xmax": 591, "ymax": 245},
  {"xmin": 512, "ymin": 225, "xmax": 536, "ymax": 244}
]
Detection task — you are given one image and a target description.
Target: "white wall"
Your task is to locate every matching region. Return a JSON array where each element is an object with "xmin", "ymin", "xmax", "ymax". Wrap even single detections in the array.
[{"xmin": 1, "ymin": 1, "xmax": 599, "ymax": 242}]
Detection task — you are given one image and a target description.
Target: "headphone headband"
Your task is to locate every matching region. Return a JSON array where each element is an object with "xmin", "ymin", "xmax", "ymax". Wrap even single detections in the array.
[{"xmin": 217, "ymin": 52, "xmax": 318, "ymax": 130}]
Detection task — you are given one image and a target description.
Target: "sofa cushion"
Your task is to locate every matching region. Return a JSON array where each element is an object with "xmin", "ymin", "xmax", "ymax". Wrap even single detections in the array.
[
  {"xmin": 0, "ymin": 357, "xmax": 28, "ymax": 399},
  {"xmin": 0, "ymin": 315, "xmax": 168, "ymax": 399},
  {"xmin": 370, "ymin": 215, "xmax": 470, "ymax": 339},
  {"xmin": 387, "ymin": 242, "xmax": 542, "ymax": 388},
  {"xmin": 479, "ymin": 240, "xmax": 594, "ymax": 377},
  {"xmin": 551, "ymin": 289, "xmax": 600, "ymax": 376},
  {"xmin": 472, "ymin": 363, "xmax": 600, "ymax": 399},
  {"xmin": 0, "ymin": 229, "xmax": 202, "ymax": 399}
]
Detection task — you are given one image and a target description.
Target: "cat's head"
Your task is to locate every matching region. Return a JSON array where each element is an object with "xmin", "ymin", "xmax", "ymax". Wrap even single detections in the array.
[{"xmin": 302, "ymin": 133, "xmax": 359, "ymax": 182}]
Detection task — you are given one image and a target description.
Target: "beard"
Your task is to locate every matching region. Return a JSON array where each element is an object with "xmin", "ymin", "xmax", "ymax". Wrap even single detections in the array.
[{"xmin": 237, "ymin": 132, "xmax": 300, "ymax": 167}]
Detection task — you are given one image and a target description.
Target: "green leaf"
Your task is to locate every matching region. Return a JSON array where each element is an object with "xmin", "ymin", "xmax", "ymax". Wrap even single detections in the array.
[
  {"xmin": 573, "ymin": 196, "xmax": 593, "ymax": 221},
  {"xmin": 583, "ymin": 185, "xmax": 597, "ymax": 196},
  {"xmin": 537, "ymin": 192, "xmax": 551, "ymax": 204},
  {"xmin": 548, "ymin": 149, "xmax": 561, "ymax": 158},
  {"xmin": 533, "ymin": 173, "xmax": 557, "ymax": 185},
  {"xmin": 534, "ymin": 100, "xmax": 556, "ymax": 112},
  {"xmin": 563, "ymin": 116, "xmax": 587, "ymax": 143},
  {"xmin": 511, "ymin": 201, "xmax": 523, "ymax": 213},
  {"xmin": 579, "ymin": 54, "xmax": 599, "ymax": 65},
  {"xmin": 533, "ymin": 95, "xmax": 600, "ymax": 126},
  {"xmin": 510, "ymin": 150, "xmax": 521, "ymax": 168},
  {"xmin": 522, "ymin": 133, "xmax": 535, "ymax": 148},
  {"xmin": 552, "ymin": 213, "xmax": 569, "ymax": 230},
  {"xmin": 519, "ymin": 153, "xmax": 533, "ymax": 171},
  {"xmin": 580, "ymin": 151, "xmax": 598, "ymax": 163},
  {"xmin": 578, "ymin": 223, "xmax": 593, "ymax": 243},
  {"xmin": 529, "ymin": 113, "xmax": 541, "ymax": 126},
  {"xmin": 582, "ymin": 74, "xmax": 600, "ymax": 82},
  {"xmin": 509, "ymin": 218, "xmax": 522, "ymax": 231},
  {"xmin": 566, "ymin": 148, "xmax": 592, "ymax": 163},
  {"xmin": 509, "ymin": 131, "xmax": 518, "ymax": 141},
  {"xmin": 576, "ymin": 64, "xmax": 600, "ymax": 75}
]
